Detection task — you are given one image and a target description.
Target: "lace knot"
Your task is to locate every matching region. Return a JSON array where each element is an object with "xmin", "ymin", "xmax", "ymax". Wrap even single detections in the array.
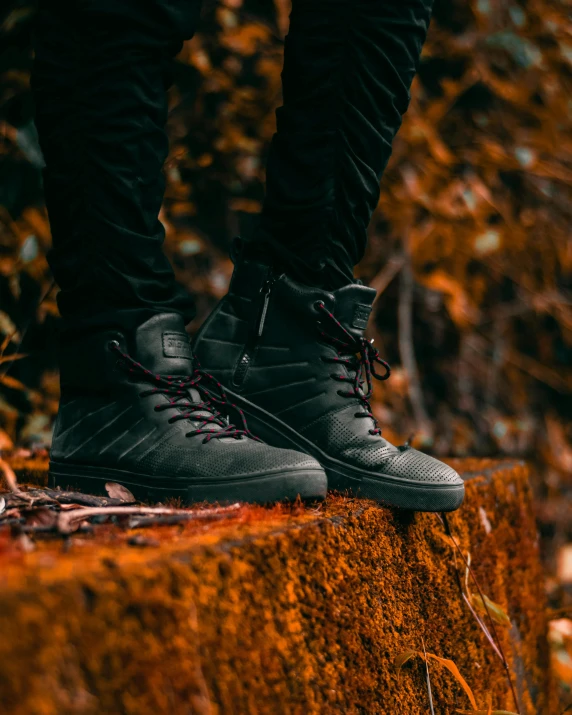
[{"xmin": 316, "ymin": 302, "xmax": 390, "ymax": 436}]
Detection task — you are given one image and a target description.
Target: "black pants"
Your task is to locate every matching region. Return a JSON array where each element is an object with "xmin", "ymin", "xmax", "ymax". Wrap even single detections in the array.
[{"xmin": 32, "ymin": 0, "xmax": 433, "ymax": 331}]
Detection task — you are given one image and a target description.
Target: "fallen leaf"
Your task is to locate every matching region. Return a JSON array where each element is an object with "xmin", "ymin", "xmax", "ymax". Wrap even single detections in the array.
[
  {"xmin": 105, "ymin": 482, "xmax": 136, "ymax": 503},
  {"xmin": 469, "ymin": 593, "xmax": 512, "ymax": 627},
  {"xmin": 394, "ymin": 650, "xmax": 417, "ymax": 670},
  {"xmin": 394, "ymin": 650, "xmax": 478, "ymax": 710},
  {"xmin": 462, "ymin": 592, "xmax": 504, "ymax": 661},
  {"xmin": 424, "ymin": 653, "xmax": 478, "ymax": 710}
]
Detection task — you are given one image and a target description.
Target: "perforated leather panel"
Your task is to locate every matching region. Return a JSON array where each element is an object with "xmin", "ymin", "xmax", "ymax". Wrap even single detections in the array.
[
  {"xmin": 139, "ymin": 440, "xmax": 319, "ymax": 480},
  {"xmin": 363, "ymin": 447, "xmax": 461, "ymax": 484},
  {"xmin": 301, "ymin": 409, "xmax": 460, "ymax": 484}
]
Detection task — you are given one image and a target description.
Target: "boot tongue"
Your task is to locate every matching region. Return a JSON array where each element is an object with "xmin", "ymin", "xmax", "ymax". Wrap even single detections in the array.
[
  {"xmin": 329, "ymin": 283, "xmax": 379, "ymax": 424},
  {"xmin": 131, "ymin": 313, "xmax": 193, "ymax": 375},
  {"xmin": 331, "ymin": 284, "xmax": 376, "ymax": 339}
]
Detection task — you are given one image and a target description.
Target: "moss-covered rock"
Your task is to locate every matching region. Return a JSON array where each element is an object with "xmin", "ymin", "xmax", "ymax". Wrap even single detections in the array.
[{"xmin": 0, "ymin": 459, "xmax": 556, "ymax": 714}]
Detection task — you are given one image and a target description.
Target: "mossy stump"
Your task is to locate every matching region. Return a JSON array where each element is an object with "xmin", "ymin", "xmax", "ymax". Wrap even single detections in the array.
[{"xmin": 0, "ymin": 459, "xmax": 556, "ymax": 714}]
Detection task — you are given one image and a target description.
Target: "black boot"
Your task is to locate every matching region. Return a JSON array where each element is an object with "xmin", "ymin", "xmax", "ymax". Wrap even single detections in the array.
[
  {"xmin": 49, "ymin": 314, "xmax": 327, "ymax": 504},
  {"xmin": 193, "ymin": 260, "xmax": 464, "ymax": 512}
]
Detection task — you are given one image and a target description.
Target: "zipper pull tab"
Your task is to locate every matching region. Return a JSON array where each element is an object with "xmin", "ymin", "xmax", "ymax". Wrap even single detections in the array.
[{"xmin": 257, "ymin": 276, "xmax": 275, "ymax": 337}]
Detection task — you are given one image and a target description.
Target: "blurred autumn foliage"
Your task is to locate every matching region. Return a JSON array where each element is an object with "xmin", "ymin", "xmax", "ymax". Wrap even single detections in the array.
[{"xmin": 1, "ymin": 0, "xmax": 572, "ymax": 694}]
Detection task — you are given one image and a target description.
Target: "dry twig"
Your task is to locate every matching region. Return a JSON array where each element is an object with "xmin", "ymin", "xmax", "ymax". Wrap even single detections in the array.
[{"xmin": 57, "ymin": 503, "xmax": 241, "ymax": 535}]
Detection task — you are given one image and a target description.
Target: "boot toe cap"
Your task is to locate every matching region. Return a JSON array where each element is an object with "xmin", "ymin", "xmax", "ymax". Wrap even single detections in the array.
[
  {"xmin": 381, "ymin": 448, "xmax": 463, "ymax": 487},
  {"xmin": 381, "ymin": 448, "xmax": 461, "ymax": 483}
]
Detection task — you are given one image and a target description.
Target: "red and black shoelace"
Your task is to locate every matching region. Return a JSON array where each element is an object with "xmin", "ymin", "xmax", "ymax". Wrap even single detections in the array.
[{"xmin": 110, "ymin": 341, "xmax": 260, "ymax": 444}]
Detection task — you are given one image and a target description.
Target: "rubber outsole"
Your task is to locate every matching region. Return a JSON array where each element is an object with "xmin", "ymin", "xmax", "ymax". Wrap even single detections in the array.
[
  {"xmin": 222, "ymin": 387, "xmax": 465, "ymax": 512},
  {"xmin": 48, "ymin": 462, "xmax": 328, "ymax": 505}
]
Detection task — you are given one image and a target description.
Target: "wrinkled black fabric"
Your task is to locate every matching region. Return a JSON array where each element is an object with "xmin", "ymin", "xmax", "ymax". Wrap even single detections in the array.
[
  {"xmin": 32, "ymin": 0, "xmax": 201, "ymax": 332},
  {"xmin": 32, "ymin": 0, "xmax": 433, "ymax": 329},
  {"xmin": 258, "ymin": 0, "xmax": 434, "ymax": 289}
]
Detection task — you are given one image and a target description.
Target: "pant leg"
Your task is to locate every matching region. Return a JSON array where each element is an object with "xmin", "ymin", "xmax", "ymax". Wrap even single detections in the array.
[
  {"xmin": 31, "ymin": 0, "xmax": 201, "ymax": 333},
  {"xmin": 257, "ymin": 0, "xmax": 434, "ymax": 289}
]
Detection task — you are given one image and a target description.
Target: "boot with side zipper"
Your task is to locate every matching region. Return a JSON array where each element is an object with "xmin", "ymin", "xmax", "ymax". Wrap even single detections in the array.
[
  {"xmin": 193, "ymin": 258, "xmax": 465, "ymax": 512},
  {"xmin": 49, "ymin": 313, "xmax": 327, "ymax": 504}
]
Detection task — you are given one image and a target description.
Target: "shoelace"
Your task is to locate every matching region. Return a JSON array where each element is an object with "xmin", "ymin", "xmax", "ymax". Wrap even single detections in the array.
[
  {"xmin": 109, "ymin": 341, "xmax": 260, "ymax": 444},
  {"xmin": 315, "ymin": 301, "xmax": 391, "ymax": 436}
]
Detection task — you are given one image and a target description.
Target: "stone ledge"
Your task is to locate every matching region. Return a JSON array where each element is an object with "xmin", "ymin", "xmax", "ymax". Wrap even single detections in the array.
[{"xmin": 0, "ymin": 459, "xmax": 556, "ymax": 714}]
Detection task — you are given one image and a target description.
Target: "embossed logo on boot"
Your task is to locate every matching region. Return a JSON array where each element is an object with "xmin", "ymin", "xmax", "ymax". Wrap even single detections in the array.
[
  {"xmin": 162, "ymin": 332, "xmax": 192, "ymax": 360},
  {"xmin": 352, "ymin": 304, "xmax": 372, "ymax": 330}
]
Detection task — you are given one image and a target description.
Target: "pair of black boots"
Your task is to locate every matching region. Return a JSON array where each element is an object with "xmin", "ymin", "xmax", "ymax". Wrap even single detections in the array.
[{"xmin": 49, "ymin": 257, "xmax": 464, "ymax": 512}]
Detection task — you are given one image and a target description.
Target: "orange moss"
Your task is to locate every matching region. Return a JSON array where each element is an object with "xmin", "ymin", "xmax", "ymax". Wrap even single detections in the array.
[{"xmin": 0, "ymin": 460, "xmax": 556, "ymax": 714}]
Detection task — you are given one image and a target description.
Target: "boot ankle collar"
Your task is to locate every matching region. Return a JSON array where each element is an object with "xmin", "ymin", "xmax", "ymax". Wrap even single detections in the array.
[{"xmin": 58, "ymin": 313, "xmax": 193, "ymax": 388}]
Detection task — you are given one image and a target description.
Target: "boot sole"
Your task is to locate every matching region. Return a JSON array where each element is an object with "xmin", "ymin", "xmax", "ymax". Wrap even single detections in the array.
[
  {"xmin": 49, "ymin": 462, "xmax": 327, "ymax": 505},
  {"xmin": 222, "ymin": 388, "xmax": 464, "ymax": 512}
]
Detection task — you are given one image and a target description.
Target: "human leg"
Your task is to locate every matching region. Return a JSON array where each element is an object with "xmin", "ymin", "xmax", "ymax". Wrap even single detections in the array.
[
  {"xmin": 194, "ymin": 0, "xmax": 464, "ymax": 511},
  {"xmin": 256, "ymin": 0, "xmax": 435, "ymax": 290},
  {"xmin": 33, "ymin": 0, "xmax": 326, "ymax": 503},
  {"xmin": 32, "ymin": 0, "xmax": 197, "ymax": 332}
]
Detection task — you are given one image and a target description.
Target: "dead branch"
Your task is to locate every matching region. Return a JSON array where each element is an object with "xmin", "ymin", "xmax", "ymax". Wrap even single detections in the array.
[
  {"xmin": 57, "ymin": 502, "xmax": 241, "ymax": 535},
  {"xmin": 371, "ymin": 254, "xmax": 406, "ymax": 303},
  {"xmin": 398, "ymin": 258, "xmax": 433, "ymax": 440},
  {"xmin": 34, "ymin": 489, "xmax": 125, "ymax": 507}
]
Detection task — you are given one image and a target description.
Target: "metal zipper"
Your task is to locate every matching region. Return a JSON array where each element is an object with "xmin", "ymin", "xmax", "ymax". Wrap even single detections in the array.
[
  {"xmin": 257, "ymin": 276, "xmax": 275, "ymax": 337},
  {"xmin": 233, "ymin": 273, "xmax": 275, "ymax": 387}
]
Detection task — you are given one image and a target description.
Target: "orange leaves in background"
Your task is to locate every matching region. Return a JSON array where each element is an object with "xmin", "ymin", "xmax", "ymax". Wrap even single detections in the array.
[
  {"xmin": 418, "ymin": 270, "xmax": 480, "ymax": 328},
  {"xmin": 1, "ymin": 8, "xmax": 572, "ymax": 705}
]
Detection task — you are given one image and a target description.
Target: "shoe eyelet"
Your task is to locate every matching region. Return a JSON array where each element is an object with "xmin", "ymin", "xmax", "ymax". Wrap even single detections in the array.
[
  {"xmin": 336, "ymin": 390, "xmax": 346, "ymax": 398},
  {"xmin": 108, "ymin": 340, "xmax": 120, "ymax": 351},
  {"xmin": 313, "ymin": 300, "xmax": 325, "ymax": 312}
]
